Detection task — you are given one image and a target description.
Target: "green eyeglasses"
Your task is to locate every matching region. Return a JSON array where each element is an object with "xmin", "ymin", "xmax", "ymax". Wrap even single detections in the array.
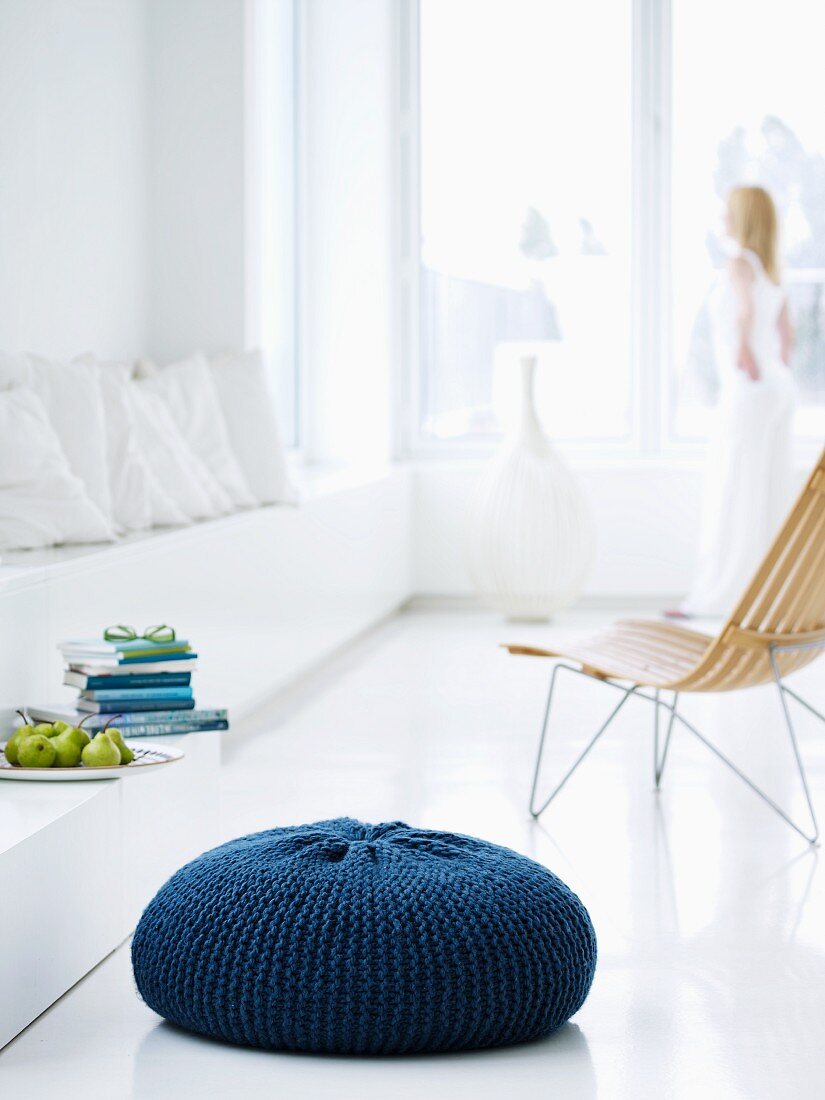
[{"xmin": 103, "ymin": 624, "xmax": 177, "ymax": 644}]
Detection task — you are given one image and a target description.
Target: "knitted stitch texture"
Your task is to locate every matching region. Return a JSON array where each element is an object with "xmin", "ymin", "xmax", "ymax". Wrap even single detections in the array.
[{"xmin": 132, "ymin": 818, "xmax": 597, "ymax": 1055}]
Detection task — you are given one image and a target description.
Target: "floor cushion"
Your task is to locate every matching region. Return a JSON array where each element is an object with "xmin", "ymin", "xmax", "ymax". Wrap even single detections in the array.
[{"xmin": 132, "ymin": 818, "xmax": 597, "ymax": 1055}]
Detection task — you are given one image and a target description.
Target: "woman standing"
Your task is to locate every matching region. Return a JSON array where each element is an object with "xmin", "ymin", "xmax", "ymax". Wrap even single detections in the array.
[{"xmin": 680, "ymin": 186, "xmax": 796, "ymax": 618}]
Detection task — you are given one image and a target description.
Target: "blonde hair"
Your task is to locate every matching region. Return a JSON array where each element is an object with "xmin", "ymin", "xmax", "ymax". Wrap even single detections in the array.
[{"xmin": 727, "ymin": 185, "xmax": 780, "ymax": 284}]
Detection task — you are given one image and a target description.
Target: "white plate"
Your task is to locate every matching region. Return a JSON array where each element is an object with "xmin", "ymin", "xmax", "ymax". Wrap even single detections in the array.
[{"xmin": 0, "ymin": 741, "xmax": 183, "ymax": 780}]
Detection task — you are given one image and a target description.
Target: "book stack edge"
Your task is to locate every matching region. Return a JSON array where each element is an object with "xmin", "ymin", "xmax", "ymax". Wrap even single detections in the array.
[{"xmin": 28, "ymin": 636, "xmax": 229, "ymax": 737}]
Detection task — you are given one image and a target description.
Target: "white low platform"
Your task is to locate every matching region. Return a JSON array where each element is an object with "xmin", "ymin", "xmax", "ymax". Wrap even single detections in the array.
[
  {"xmin": 0, "ymin": 731, "xmax": 220, "ymax": 1049},
  {"xmin": 0, "ymin": 464, "xmax": 412, "ymax": 720},
  {"xmin": 0, "ymin": 465, "xmax": 412, "ymax": 1048}
]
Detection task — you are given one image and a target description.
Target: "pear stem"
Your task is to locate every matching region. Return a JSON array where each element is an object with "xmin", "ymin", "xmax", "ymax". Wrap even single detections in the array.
[{"xmin": 102, "ymin": 714, "xmax": 123, "ymax": 733}]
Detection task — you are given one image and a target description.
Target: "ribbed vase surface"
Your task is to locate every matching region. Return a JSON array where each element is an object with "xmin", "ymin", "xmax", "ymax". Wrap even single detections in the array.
[{"xmin": 467, "ymin": 355, "xmax": 594, "ymax": 620}]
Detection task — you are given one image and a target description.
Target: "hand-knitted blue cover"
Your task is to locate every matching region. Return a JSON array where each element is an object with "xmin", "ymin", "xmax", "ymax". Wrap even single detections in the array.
[{"xmin": 132, "ymin": 818, "xmax": 596, "ymax": 1054}]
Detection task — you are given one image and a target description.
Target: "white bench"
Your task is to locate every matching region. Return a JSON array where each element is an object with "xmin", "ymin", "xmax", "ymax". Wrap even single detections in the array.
[{"xmin": 0, "ymin": 466, "xmax": 412, "ymax": 1046}]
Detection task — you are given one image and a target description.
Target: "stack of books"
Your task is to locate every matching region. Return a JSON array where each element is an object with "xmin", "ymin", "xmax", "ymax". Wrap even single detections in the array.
[{"xmin": 29, "ymin": 635, "xmax": 228, "ymax": 737}]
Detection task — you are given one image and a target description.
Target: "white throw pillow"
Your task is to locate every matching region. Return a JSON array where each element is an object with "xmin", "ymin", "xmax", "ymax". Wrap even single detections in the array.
[
  {"xmin": 0, "ymin": 352, "xmax": 114, "ymax": 522},
  {"xmin": 75, "ymin": 357, "xmax": 189, "ymax": 532},
  {"xmin": 0, "ymin": 388, "xmax": 115, "ymax": 550},
  {"xmin": 129, "ymin": 382, "xmax": 233, "ymax": 521},
  {"xmin": 210, "ymin": 350, "xmax": 294, "ymax": 504},
  {"xmin": 144, "ymin": 353, "xmax": 256, "ymax": 509}
]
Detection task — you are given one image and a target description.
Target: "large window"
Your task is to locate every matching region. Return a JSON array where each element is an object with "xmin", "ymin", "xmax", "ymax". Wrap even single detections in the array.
[
  {"xmin": 671, "ymin": 0, "xmax": 825, "ymax": 441},
  {"xmin": 417, "ymin": 0, "xmax": 632, "ymax": 445},
  {"xmin": 407, "ymin": 0, "xmax": 825, "ymax": 453},
  {"xmin": 248, "ymin": 0, "xmax": 300, "ymax": 448}
]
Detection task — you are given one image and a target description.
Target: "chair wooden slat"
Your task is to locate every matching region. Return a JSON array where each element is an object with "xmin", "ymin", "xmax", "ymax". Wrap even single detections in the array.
[
  {"xmin": 739, "ymin": 492, "xmax": 825, "ymax": 632},
  {"xmin": 774, "ymin": 511, "xmax": 825, "ymax": 633},
  {"xmin": 760, "ymin": 498, "xmax": 825, "ymax": 632},
  {"xmin": 506, "ymin": 447, "xmax": 825, "ymax": 693}
]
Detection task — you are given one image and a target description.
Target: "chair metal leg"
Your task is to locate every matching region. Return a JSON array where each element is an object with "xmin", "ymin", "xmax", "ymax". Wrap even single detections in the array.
[
  {"xmin": 653, "ymin": 689, "xmax": 660, "ymax": 785},
  {"xmin": 770, "ymin": 649, "xmax": 819, "ymax": 845},
  {"xmin": 529, "ymin": 663, "xmax": 637, "ymax": 818},
  {"xmin": 781, "ymin": 683, "xmax": 825, "ymax": 728},
  {"xmin": 662, "ymin": 696, "xmax": 819, "ymax": 846},
  {"xmin": 526, "ymin": 659, "xmax": 819, "ymax": 843},
  {"xmin": 653, "ymin": 690, "xmax": 678, "ymax": 789}
]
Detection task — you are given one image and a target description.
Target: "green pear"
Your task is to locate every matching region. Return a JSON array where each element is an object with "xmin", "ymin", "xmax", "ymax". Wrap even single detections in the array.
[
  {"xmin": 72, "ymin": 725, "xmax": 91, "ymax": 749},
  {"xmin": 104, "ymin": 727, "xmax": 133, "ymax": 765},
  {"xmin": 33, "ymin": 722, "xmax": 55, "ymax": 738},
  {"xmin": 81, "ymin": 731, "xmax": 121, "ymax": 768},
  {"xmin": 5, "ymin": 712, "xmax": 36, "ymax": 764},
  {"xmin": 17, "ymin": 734, "xmax": 57, "ymax": 768},
  {"xmin": 51, "ymin": 727, "xmax": 84, "ymax": 767},
  {"xmin": 51, "ymin": 720, "xmax": 70, "ymax": 735},
  {"xmin": 4, "ymin": 725, "xmax": 35, "ymax": 765}
]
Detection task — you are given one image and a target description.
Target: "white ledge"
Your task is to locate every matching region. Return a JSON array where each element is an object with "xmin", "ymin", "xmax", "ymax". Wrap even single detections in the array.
[{"xmin": 0, "ymin": 462, "xmax": 401, "ymax": 593}]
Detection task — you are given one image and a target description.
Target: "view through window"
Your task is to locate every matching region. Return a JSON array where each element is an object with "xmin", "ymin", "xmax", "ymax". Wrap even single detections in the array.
[
  {"xmin": 417, "ymin": 0, "xmax": 825, "ymax": 449},
  {"xmin": 419, "ymin": 0, "xmax": 633, "ymax": 443},
  {"xmin": 671, "ymin": 0, "xmax": 825, "ymax": 441}
]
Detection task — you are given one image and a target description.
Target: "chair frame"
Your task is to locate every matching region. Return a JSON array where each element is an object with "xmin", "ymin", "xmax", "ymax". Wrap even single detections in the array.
[
  {"xmin": 529, "ymin": 637, "xmax": 825, "ymax": 844},
  {"xmin": 514, "ymin": 449, "xmax": 825, "ymax": 845}
]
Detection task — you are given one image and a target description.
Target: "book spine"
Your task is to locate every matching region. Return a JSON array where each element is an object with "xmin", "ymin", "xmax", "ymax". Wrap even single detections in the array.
[
  {"xmin": 84, "ymin": 709, "xmax": 227, "ymax": 727},
  {"xmin": 60, "ymin": 645, "xmax": 191, "ymax": 659},
  {"xmin": 122, "ymin": 722, "xmax": 229, "ymax": 737},
  {"xmin": 65, "ymin": 652, "xmax": 198, "ymax": 666},
  {"xmin": 81, "ymin": 687, "xmax": 194, "ymax": 702},
  {"xmin": 67, "ymin": 662, "xmax": 197, "ymax": 676},
  {"xmin": 117, "ymin": 649, "xmax": 192, "ymax": 661},
  {"xmin": 78, "ymin": 699, "xmax": 197, "ymax": 714},
  {"xmin": 65, "ymin": 673, "xmax": 192, "ymax": 690}
]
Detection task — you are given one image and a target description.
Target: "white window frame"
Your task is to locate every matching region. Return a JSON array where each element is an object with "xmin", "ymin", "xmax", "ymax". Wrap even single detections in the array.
[
  {"xmin": 245, "ymin": 0, "xmax": 303, "ymax": 453},
  {"xmin": 398, "ymin": 0, "xmax": 825, "ymax": 463},
  {"xmin": 398, "ymin": 0, "xmax": 676, "ymax": 460},
  {"xmin": 396, "ymin": 0, "xmax": 422, "ymax": 459}
]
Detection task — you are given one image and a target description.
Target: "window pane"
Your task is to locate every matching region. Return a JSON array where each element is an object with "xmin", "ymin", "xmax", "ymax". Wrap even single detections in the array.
[
  {"xmin": 253, "ymin": 0, "xmax": 298, "ymax": 448},
  {"xmin": 419, "ymin": 0, "xmax": 633, "ymax": 442},
  {"xmin": 671, "ymin": 0, "xmax": 825, "ymax": 440}
]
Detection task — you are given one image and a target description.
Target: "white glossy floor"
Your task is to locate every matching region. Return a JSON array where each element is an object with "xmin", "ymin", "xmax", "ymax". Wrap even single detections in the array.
[{"xmin": 3, "ymin": 608, "xmax": 825, "ymax": 1099}]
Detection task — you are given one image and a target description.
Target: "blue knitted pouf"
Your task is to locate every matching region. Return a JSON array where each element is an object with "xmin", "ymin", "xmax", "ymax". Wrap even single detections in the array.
[{"xmin": 132, "ymin": 818, "xmax": 596, "ymax": 1055}]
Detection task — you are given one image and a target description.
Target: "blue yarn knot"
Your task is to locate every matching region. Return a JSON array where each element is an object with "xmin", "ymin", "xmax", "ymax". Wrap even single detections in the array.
[{"xmin": 315, "ymin": 837, "xmax": 350, "ymax": 860}]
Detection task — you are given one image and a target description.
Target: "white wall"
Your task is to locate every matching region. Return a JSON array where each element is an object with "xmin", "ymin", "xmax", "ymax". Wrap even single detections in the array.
[
  {"xmin": 0, "ymin": 0, "xmax": 148, "ymax": 358},
  {"xmin": 301, "ymin": 0, "xmax": 396, "ymax": 464},
  {"xmin": 413, "ymin": 462, "xmax": 706, "ymax": 600},
  {"xmin": 413, "ymin": 451, "xmax": 815, "ymax": 600},
  {"xmin": 145, "ymin": 0, "xmax": 247, "ymax": 360},
  {"xmin": 0, "ymin": 0, "xmax": 397, "ymax": 459},
  {"xmin": 0, "ymin": 0, "xmax": 254, "ymax": 363}
]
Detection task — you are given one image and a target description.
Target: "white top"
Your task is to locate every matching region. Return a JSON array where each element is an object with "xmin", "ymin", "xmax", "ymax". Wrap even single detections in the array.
[{"xmin": 710, "ymin": 247, "xmax": 787, "ymax": 388}]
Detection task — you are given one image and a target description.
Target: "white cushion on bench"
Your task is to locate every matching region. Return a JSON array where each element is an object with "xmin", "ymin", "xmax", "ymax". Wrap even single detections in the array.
[{"xmin": 0, "ymin": 387, "xmax": 115, "ymax": 550}]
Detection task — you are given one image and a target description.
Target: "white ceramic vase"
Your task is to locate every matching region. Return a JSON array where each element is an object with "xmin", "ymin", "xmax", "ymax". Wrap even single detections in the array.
[{"xmin": 466, "ymin": 355, "xmax": 594, "ymax": 621}]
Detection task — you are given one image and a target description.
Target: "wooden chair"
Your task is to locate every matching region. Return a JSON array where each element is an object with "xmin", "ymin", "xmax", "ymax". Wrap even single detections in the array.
[{"xmin": 506, "ymin": 447, "xmax": 825, "ymax": 843}]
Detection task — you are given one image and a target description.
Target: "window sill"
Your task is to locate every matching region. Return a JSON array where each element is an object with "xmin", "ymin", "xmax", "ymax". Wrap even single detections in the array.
[
  {"xmin": 400, "ymin": 440, "xmax": 821, "ymax": 474},
  {"xmin": 402, "ymin": 450, "xmax": 707, "ymax": 474}
]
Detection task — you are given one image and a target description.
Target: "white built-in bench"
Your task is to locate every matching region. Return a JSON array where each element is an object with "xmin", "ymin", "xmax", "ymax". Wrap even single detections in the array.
[{"xmin": 0, "ymin": 465, "xmax": 412, "ymax": 1046}]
